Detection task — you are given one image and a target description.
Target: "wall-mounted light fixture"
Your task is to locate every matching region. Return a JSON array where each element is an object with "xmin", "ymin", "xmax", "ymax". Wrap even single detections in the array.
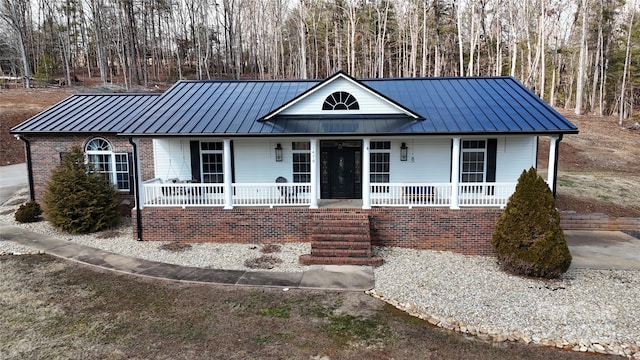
[
  {"xmin": 274, "ymin": 143, "xmax": 283, "ymax": 162},
  {"xmin": 400, "ymin": 142, "xmax": 408, "ymax": 161}
]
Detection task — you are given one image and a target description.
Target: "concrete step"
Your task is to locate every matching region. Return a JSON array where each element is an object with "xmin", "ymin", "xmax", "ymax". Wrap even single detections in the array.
[{"xmin": 299, "ymin": 254, "xmax": 383, "ymax": 267}]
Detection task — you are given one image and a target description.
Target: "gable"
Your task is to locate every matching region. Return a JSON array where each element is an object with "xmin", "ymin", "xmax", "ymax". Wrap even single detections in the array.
[{"xmin": 278, "ymin": 77, "xmax": 405, "ymax": 116}]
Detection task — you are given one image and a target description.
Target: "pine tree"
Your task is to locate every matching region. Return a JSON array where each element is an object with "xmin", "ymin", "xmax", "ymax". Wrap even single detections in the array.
[
  {"xmin": 43, "ymin": 145, "xmax": 119, "ymax": 234},
  {"xmin": 491, "ymin": 167, "xmax": 572, "ymax": 278}
]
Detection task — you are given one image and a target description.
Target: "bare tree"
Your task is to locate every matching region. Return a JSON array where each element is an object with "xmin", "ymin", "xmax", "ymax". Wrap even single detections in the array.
[
  {"xmin": 0, "ymin": 0, "xmax": 32, "ymax": 88},
  {"xmin": 619, "ymin": 2, "xmax": 635, "ymax": 125}
]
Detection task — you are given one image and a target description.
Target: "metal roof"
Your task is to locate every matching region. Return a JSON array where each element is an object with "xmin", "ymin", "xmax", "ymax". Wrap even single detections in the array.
[
  {"xmin": 11, "ymin": 93, "xmax": 160, "ymax": 134},
  {"xmin": 121, "ymin": 76, "xmax": 577, "ymax": 136}
]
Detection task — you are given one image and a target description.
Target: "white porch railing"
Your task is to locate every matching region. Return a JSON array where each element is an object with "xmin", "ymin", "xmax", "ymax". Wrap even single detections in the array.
[
  {"xmin": 369, "ymin": 182, "xmax": 516, "ymax": 207},
  {"xmin": 457, "ymin": 182, "xmax": 516, "ymax": 207},
  {"xmin": 233, "ymin": 183, "xmax": 311, "ymax": 207},
  {"xmin": 142, "ymin": 180, "xmax": 310, "ymax": 207},
  {"xmin": 143, "ymin": 180, "xmax": 515, "ymax": 208},
  {"xmin": 370, "ymin": 183, "xmax": 452, "ymax": 207}
]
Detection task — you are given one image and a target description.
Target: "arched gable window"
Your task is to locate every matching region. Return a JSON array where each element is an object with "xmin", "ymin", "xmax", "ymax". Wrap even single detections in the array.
[
  {"xmin": 85, "ymin": 137, "xmax": 131, "ymax": 191},
  {"xmin": 322, "ymin": 91, "xmax": 360, "ymax": 110}
]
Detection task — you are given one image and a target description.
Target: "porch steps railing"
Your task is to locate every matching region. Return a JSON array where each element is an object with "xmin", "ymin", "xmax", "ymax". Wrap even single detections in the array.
[{"xmin": 299, "ymin": 213, "xmax": 383, "ymax": 266}]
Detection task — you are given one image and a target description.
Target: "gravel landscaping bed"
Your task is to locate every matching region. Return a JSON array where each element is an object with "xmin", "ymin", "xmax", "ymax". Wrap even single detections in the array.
[{"xmin": 1, "ymin": 189, "xmax": 638, "ymax": 358}]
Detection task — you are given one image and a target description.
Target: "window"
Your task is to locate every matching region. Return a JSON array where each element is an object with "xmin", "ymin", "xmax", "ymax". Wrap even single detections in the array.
[
  {"xmin": 292, "ymin": 142, "xmax": 310, "ymax": 183},
  {"xmin": 85, "ymin": 138, "xmax": 130, "ymax": 191},
  {"xmin": 461, "ymin": 140, "xmax": 486, "ymax": 183},
  {"xmin": 200, "ymin": 142, "xmax": 223, "ymax": 183},
  {"xmin": 322, "ymin": 91, "xmax": 360, "ymax": 110},
  {"xmin": 370, "ymin": 141, "xmax": 390, "ymax": 184}
]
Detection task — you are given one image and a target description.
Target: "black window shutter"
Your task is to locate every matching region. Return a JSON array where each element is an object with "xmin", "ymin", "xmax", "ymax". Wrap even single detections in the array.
[
  {"xmin": 449, "ymin": 139, "xmax": 453, "ymax": 182},
  {"xmin": 486, "ymin": 138, "xmax": 497, "ymax": 183},
  {"xmin": 127, "ymin": 152, "xmax": 134, "ymax": 194},
  {"xmin": 190, "ymin": 141, "xmax": 201, "ymax": 182}
]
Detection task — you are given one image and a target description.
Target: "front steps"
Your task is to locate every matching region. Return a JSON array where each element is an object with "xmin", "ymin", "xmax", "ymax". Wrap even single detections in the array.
[{"xmin": 299, "ymin": 213, "xmax": 383, "ymax": 266}]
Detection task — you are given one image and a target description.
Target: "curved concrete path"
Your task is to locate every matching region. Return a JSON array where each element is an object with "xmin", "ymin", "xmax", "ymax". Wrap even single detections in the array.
[{"xmin": 0, "ymin": 225, "xmax": 374, "ymax": 291}]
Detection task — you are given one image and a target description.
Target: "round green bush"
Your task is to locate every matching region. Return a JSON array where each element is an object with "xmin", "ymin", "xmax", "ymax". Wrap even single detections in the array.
[
  {"xmin": 490, "ymin": 167, "xmax": 572, "ymax": 279},
  {"xmin": 43, "ymin": 145, "xmax": 120, "ymax": 234},
  {"xmin": 15, "ymin": 201, "xmax": 43, "ymax": 223}
]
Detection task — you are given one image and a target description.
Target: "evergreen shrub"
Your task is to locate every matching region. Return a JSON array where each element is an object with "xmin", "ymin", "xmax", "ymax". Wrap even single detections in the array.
[
  {"xmin": 43, "ymin": 145, "xmax": 120, "ymax": 234},
  {"xmin": 15, "ymin": 201, "xmax": 42, "ymax": 223},
  {"xmin": 490, "ymin": 167, "xmax": 572, "ymax": 278}
]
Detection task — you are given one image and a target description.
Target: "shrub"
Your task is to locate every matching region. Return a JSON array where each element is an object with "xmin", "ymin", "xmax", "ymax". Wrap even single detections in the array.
[
  {"xmin": 43, "ymin": 145, "xmax": 120, "ymax": 234},
  {"xmin": 490, "ymin": 167, "xmax": 572, "ymax": 279},
  {"xmin": 15, "ymin": 201, "xmax": 42, "ymax": 223}
]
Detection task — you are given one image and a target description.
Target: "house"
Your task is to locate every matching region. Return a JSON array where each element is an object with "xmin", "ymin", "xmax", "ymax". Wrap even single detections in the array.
[{"xmin": 11, "ymin": 72, "xmax": 578, "ymax": 265}]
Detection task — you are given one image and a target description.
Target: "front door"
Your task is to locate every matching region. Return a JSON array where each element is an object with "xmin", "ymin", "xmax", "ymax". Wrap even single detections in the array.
[{"xmin": 320, "ymin": 141, "xmax": 362, "ymax": 199}]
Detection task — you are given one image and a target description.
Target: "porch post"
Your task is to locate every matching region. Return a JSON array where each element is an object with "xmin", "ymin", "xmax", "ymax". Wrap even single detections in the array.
[
  {"xmin": 450, "ymin": 137, "xmax": 461, "ymax": 209},
  {"xmin": 309, "ymin": 138, "xmax": 319, "ymax": 208},
  {"xmin": 362, "ymin": 138, "xmax": 371, "ymax": 209},
  {"xmin": 547, "ymin": 135, "xmax": 562, "ymax": 197},
  {"xmin": 223, "ymin": 139, "xmax": 233, "ymax": 209}
]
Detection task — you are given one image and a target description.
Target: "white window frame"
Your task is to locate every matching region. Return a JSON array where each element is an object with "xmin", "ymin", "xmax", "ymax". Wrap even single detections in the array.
[
  {"xmin": 85, "ymin": 137, "xmax": 130, "ymax": 192},
  {"xmin": 292, "ymin": 141, "xmax": 311, "ymax": 183},
  {"xmin": 200, "ymin": 141, "xmax": 224, "ymax": 183},
  {"xmin": 370, "ymin": 141, "xmax": 390, "ymax": 184},
  {"xmin": 460, "ymin": 140, "xmax": 487, "ymax": 183}
]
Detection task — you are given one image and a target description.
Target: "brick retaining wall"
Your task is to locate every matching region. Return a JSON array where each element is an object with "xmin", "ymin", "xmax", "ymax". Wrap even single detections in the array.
[
  {"xmin": 133, "ymin": 207, "xmax": 501, "ymax": 256},
  {"xmin": 560, "ymin": 212, "xmax": 640, "ymax": 231}
]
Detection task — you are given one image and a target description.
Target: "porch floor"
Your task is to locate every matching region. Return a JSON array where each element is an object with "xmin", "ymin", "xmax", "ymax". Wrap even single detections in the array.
[{"xmin": 318, "ymin": 199, "xmax": 363, "ymax": 208}]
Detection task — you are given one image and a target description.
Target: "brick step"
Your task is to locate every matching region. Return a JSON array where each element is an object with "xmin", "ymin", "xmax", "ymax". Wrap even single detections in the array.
[
  {"xmin": 310, "ymin": 248, "xmax": 371, "ymax": 258},
  {"xmin": 314, "ymin": 221, "xmax": 369, "ymax": 230},
  {"xmin": 312, "ymin": 233, "xmax": 371, "ymax": 242},
  {"xmin": 311, "ymin": 240, "xmax": 372, "ymax": 250},
  {"xmin": 299, "ymin": 254, "xmax": 383, "ymax": 267}
]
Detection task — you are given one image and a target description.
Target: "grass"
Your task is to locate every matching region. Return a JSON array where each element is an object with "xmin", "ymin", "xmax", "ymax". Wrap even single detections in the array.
[{"xmin": 0, "ymin": 255, "xmax": 609, "ymax": 360}]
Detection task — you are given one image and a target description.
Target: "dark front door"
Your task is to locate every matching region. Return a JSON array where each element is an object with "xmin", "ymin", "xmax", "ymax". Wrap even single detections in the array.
[{"xmin": 321, "ymin": 141, "xmax": 362, "ymax": 199}]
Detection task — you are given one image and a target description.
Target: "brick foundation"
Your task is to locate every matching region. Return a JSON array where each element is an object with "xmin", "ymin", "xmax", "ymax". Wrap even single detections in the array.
[{"xmin": 133, "ymin": 207, "xmax": 502, "ymax": 256}]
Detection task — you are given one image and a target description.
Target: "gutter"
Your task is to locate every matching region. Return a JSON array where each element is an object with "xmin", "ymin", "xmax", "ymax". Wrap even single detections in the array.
[
  {"xmin": 15, "ymin": 134, "xmax": 35, "ymax": 201},
  {"xmin": 128, "ymin": 137, "xmax": 143, "ymax": 241}
]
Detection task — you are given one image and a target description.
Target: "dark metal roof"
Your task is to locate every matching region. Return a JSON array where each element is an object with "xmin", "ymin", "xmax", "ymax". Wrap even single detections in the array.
[
  {"xmin": 11, "ymin": 93, "xmax": 160, "ymax": 134},
  {"xmin": 121, "ymin": 76, "xmax": 577, "ymax": 136}
]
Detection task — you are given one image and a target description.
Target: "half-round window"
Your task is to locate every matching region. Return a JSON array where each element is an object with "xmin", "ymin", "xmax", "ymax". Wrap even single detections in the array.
[
  {"xmin": 322, "ymin": 91, "xmax": 360, "ymax": 110},
  {"xmin": 85, "ymin": 137, "xmax": 112, "ymax": 152}
]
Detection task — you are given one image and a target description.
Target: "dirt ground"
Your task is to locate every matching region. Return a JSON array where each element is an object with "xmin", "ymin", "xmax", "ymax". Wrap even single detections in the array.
[
  {"xmin": 0, "ymin": 254, "xmax": 614, "ymax": 359},
  {"xmin": 1, "ymin": 85, "xmax": 639, "ymax": 217}
]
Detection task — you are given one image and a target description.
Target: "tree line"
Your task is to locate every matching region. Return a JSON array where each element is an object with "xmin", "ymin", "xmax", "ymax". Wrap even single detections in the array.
[{"xmin": 1, "ymin": 0, "xmax": 638, "ymax": 121}]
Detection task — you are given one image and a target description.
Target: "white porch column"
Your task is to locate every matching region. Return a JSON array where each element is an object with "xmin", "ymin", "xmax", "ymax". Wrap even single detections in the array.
[
  {"xmin": 223, "ymin": 139, "xmax": 233, "ymax": 209},
  {"xmin": 450, "ymin": 137, "xmax": 461, "ymax": 209},
  {"xmin": 362, "ymin": 138, "xmax": 371, "ymax": 209},
  {"xmin": 309, "ymin": 138, "xmax": 319, "ymax": 209},
  {"xmin": 547, "ymin": 135, "xmax": 560, "ymax": 195}
]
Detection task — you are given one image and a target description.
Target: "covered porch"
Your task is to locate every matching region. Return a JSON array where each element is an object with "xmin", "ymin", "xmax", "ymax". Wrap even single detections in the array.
[{"xmin": 135, "ymin": 135, "xmax": 562, "ymax": 210}]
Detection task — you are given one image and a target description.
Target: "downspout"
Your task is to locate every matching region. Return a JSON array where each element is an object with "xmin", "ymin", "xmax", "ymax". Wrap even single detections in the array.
[
  {"xmin": 128, "ymin": 137, "xmax": 143, "ymax": 241},
  {"xmin": 552, "ymin": 134, "xmax": 563, "ymax": 198},
  {"xmin": 15, "ymin": 134, "xmax": 35, "ymax": 201}
]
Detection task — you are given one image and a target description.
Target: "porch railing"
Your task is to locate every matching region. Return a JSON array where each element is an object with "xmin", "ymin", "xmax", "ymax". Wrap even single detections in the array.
[
  {"xmin": 142, "ymin": 180, "xmax": 310, "ymax": 207},
  {"xmin": 369, "ymin": 182, "xmax": 516, "ymax": 207},
  {"xmin": 370, "ymin": 183, "xmax": 452, "ymax": 207},
  {"xmin": 142, "ymin": 180, "xmax": 516, "ymax": 208}
]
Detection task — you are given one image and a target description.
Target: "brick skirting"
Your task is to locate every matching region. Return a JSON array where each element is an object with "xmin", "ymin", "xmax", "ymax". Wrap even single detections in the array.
[{"xmin": 133, "ymin": 207, "xmax": 502, "ymax": 256}]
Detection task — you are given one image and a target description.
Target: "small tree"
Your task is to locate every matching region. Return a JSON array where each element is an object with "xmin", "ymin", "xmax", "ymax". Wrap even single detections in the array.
[
  {"xmin": 491, "ymin": 167, "xmax": 572, "ymax": 278},
  {"xmin": 43, "ymin": 145, "xmax": 120, "ymax": 234}
]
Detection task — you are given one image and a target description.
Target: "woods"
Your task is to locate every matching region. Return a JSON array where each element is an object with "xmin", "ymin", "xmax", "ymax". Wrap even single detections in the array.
[{"xmin": 0, "ymin": 0, "xmax": 638, "ymax": 119}]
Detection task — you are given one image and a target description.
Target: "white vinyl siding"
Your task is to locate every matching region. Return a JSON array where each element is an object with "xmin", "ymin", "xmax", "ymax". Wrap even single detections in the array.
[
  {"xmin": 153, "ymin": 139, "xmax": 193, "ymax": 180},
  {"xmin": 495, "ymin": 136, "xmax": 537, "ymax": 181},
  {"xmin": 390, "ymin": 138, "xmax": 451, "ymax": 182}
]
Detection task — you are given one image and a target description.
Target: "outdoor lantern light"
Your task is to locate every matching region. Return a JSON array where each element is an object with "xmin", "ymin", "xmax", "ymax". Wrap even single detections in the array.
[
  {"xmin": 275, "ymin": 143, "xmax": 283, "ymax": 162},
  {"xmin": 400, "ymin": 142, "xmax": 408, "ymax": 161}
]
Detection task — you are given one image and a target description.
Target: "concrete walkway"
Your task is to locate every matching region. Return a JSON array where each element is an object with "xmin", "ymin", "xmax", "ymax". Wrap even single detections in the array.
[
  {"xmin": 0, "ymin": 225, "xmax": 374, "ymax": 291},
  {"xmin": 0, "ymin": 163, "xmax": 27, "ymax": 205},
  {"xmin": 564, "ymin": 230, "xmax": 640, "ymax": 270}
]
